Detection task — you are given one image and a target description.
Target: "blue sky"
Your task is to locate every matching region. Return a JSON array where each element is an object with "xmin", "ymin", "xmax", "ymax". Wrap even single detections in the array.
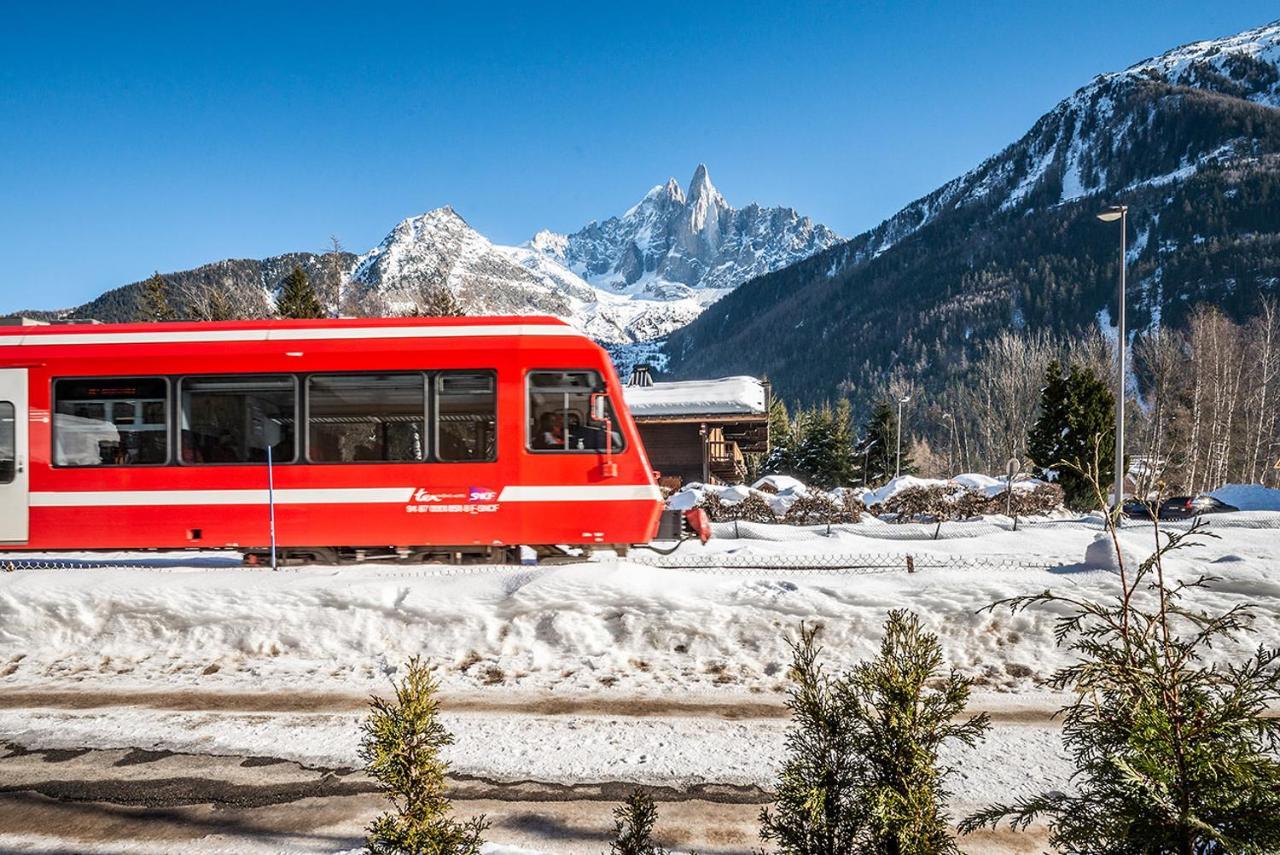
[{"xmin": 1, "ymin": 1, "xmax": 1276, "ymax": 312}]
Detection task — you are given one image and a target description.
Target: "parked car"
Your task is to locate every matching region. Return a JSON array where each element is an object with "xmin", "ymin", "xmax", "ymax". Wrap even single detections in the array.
[
  {"xmin": 1121, "ymin": 495, "xmax": 1240, "ymax": 521},
  {"xmin": 1158, "ymin": 495, "xmax": 1239, "ymax": 520},
  {"xmin": 1120, "ymin": 499, "xmax": 1156, "ymax": 520}
]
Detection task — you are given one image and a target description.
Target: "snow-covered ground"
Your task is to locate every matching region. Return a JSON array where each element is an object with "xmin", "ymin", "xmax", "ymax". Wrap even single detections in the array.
[{"xmin": 2, "ymin": 512, "xmax": 1277, "ymax": 853}]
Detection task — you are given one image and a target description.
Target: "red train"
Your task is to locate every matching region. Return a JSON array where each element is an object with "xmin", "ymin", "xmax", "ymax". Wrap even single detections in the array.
[{"xmin": 0, "ymin": 316, "xmax": 670, "ymax": 561}]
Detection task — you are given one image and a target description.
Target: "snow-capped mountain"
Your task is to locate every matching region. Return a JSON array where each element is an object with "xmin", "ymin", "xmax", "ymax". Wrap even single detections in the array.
[
  {"xmin": 813, "ymin": 18, "xmax": 1280, "ymax": 272},
  {"xmin": 667, "ymin": 18, "xmax": 1280, "ymax": 401},
  {"xmin": 346, "ymin": 206, "xmax": 718, "ymax": 347},
  {"xmin": 56, "ymin": 168, "xmax": 839, "ymax": 358},
  {"xmin": 530, "ymin": 164, "xmax": 842, "ymax": 299}
]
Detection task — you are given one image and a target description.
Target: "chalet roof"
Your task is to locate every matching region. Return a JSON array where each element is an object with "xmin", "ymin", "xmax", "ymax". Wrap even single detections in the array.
[{"xmin": 622, "ymin": 376, "xmax": 767, "ymax": 418}]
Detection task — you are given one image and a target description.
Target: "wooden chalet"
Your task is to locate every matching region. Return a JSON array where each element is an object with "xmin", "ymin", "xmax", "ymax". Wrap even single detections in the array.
[{"xmin": 621, "ymin": 366, "xmax": 769, "ymax": 486}]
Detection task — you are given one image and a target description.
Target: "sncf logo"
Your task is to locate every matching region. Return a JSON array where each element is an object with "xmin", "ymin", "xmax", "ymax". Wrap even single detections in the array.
[{"xmin": 468, "ymin": 487, "xmax": 498, "ymax": 503}]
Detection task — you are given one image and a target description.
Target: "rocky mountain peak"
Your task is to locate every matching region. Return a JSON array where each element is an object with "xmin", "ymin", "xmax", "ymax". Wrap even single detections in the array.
[{"xmin": 531, "ymin": 165, "xmax": 841, "ymax": 298}]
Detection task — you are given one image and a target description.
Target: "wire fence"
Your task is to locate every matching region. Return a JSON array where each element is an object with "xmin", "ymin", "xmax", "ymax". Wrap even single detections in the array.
[{"xmin": 629, "ymin": 551, "xmax": 1049, "ymax": 574}]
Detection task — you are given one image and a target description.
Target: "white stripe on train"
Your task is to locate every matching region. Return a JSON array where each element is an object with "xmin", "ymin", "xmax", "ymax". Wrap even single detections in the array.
[
  {"xmin": 0, "ymin": 323, "xmax": 582, "ymax": 348},
  {"xmin": 27, "ymin": 484, "xmax": 661, "ymax": 508}
]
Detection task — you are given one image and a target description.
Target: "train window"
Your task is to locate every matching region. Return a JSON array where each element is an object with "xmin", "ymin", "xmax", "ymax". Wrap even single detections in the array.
[
  {"xmin": 307, "ymin": 374, "xmax": 426, "ymax": 463},
  {"xmin": 435, "ymin": 372, "xmax": 496, "ymax": 462},
  {"xmin": 527, "ymin": 371, "xmax": 625, "ymax": 453},
  {"xmin": 0, "ymin": 402, "xmax": 13, "ymax": 483},
  {"xmin": 52, "ymin": 377, "xmax": 169, "ymax": 466},
  {"xmin": 179, "ymin": 375, "xmax": 296, "ymax": 464}
]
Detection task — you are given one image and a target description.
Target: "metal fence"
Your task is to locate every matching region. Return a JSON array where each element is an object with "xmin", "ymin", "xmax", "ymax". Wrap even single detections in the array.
[{"xmin": 629, "ymin": 551, "xmax": 1048, "ymax": 574}]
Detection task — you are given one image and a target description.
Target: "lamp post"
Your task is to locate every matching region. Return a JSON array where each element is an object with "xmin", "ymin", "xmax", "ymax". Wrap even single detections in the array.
[
  {"xmin": 895, "ymin": 395, "xmax": 911, "ymax": 479},
  {"xmin": 1096, "ymin": 204, "xmax": 1128, "ymax": 515}
]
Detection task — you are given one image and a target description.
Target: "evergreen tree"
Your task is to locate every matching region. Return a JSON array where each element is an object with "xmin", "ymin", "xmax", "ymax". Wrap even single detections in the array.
[
  {"xmin": 793, "ymin": 404, "xmax": 837, "ymax": 488},
  {"xmin": 407, "ymin": 283, "xmax": 465, "ymax": 317},
  {"xmin": 277, "ymin": 265, "xmax": 324, "ymax": 319},
  {"xmin": 858, "ymin": 402, "xmax": 910, "ymax": 487},
  {"xmin": 760, "ymin": 624, "xmax": 866, "ymax": 855},
  {"xmin": 136, "ymin": 272, "xmax": 175, "ymax": 322},
  {"xmin": 1027, "ymin": 361, "xmax": 1116, "ymax": 509},
  {"xmin": 360, "ymin": 657, "xmax": 487, "ymax": 855},
  {"xmin": 607, "ymin": 790, "xmax": 669, "ymax": 855},
  {"xmin": 963, "ymin": 518, "xmax": 1280, "ymax": 853},
  {"xmin": 832, "ymin": 399, "xmax": 857, "ymax": 487},
  {"xmin": 847, "ymin": 611, "xmax": 989, "ymax": 854},
  {"xmin": 206, "ymin": 286, "xmax": 235, "ymax": 321},
  {"xmin": 760, "ymin": 616, "xmax": 986, "ymax": 854},
  {"xmin": 763, "ymin": 397, "xmax": 798, "ymax": 478}
]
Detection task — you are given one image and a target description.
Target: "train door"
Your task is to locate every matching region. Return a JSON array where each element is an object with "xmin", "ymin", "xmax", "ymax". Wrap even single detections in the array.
[{"xmin": 0, "ymin": 369, "xmax": 29, "ymax": 542}]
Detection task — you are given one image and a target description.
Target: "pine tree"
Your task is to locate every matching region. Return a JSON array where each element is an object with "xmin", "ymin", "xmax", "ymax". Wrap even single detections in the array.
[
  {"xmin": 859, "ymin": 402, "xmax": 910, "ymax": 487},
  {"xmin": 847, "ymin": 610, "xmax": 989, "ymax": 854},
  {"xmin": 1027, "ymin": 360, "xmax": 1116, "ymax": 509},
  {"xmin": 794, "ymin": 404, "xmax": 838, "ymax": 488},
  {"xmin": 360, "ymin": 657, "xmax": 488, "ymax": 855},
  {"xmin": 760, "ymin": 624, "xmax": 867, "ymax": 855},
  {"xmin": 761, "ymin": 617, "xmax": 987, "ymax": 854},
  {"xmin": 277, "ymin": 265, "xmax": 324, "ymax": 319},
  {"xmin": 607, "ymin": 790, "xmax": 669, "ymax": 855},
  {"xmin": 408, "ymin": 284, "xmax": 465, "ymax": 317},
  {"xmin": 206, "ymin": 286, "xmax": 235, "ymax": 321},
  {"xmin": 136, "ymin": 272, "xmax": 175, "ymax": 322},
  {"xmin": 832, "ymin": 399, "xmax": 857, "ymax": 487},
  {"xmin": 963, "ymin": 515, "xmax": 1280, "ymax": 853},
  {"xmin": 763, "ymin": 397, "xmax": 796, "ymax": 477}
]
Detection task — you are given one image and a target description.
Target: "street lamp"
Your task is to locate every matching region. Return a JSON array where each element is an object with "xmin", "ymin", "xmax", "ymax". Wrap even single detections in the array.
[
  {"xmin": 1096, "ymin": 204, "xmax": 1128, "ymax": 515},
  {"xmin": 895, "ymin": 395, "xmax": 911, "ymax": 479}
]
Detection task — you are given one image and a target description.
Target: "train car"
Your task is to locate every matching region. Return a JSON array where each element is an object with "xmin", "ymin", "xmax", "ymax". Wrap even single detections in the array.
[{"xmin": 0, "ymin": 316, "xmax": 667, "ymax": 562}]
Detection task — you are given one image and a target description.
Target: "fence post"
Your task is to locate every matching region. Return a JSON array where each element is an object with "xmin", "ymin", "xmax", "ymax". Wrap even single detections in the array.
[{"xmin": 906, "ymin": 554, "xmax": 915, "ymax": 574}]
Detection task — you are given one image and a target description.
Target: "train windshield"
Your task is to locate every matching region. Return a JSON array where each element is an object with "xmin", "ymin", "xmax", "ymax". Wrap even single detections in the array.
[{"xmin": 527, "ymin": 371, "xmax": 624, "ymax": 452}]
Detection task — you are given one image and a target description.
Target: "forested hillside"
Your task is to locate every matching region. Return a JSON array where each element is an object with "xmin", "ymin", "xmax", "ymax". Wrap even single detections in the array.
[{"xmin": 665, "ymin": 22, "xmax": 1280, "ymax": 408}]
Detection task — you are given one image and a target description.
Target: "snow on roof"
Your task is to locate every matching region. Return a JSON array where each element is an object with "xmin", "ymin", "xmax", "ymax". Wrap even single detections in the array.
[{"xmin": 622, "ymin": 376, "xmax": 766, "ymax": 417}]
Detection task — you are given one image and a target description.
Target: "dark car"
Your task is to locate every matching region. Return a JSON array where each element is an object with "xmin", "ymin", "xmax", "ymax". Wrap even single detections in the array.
[
  {"xmin": 1158, "ymin": 495, "xmax": 1240, "ymax": 520},
  {"xmin": 1121, "ymin": 499, "xmax": 1156, "ymax": 520}
]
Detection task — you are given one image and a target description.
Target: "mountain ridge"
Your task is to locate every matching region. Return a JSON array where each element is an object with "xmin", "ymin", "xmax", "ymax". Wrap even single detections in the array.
[{"xmin": 664, "ymin": 18, "xmax": 1280, "ymax": 402}]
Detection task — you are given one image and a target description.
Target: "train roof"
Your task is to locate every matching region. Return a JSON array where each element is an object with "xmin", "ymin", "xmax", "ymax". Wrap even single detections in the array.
[{"xmin": 0, "ymin": 315, "xmax": 589, "ymax": 350}]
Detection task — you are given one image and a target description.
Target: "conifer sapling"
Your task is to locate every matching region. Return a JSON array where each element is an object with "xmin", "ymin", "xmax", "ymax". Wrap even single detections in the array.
[{"xmin": 360, "ymin": 657, "xmax": 487, "ymax": 855}]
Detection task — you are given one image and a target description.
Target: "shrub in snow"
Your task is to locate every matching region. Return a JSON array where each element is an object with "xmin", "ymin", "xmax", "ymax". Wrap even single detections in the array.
[
  {"xmin": 841, "ymin": 491, "xmax": 865, "ymax": 524},
  {"xmin": 761, "ymin": 616, "xmax": 988, "ymax": 854},
  {"xmin": 361, "ymin": 657, "xmax": 488, "ymax": 855},
  {"xmin": 1012, "ymin": 482, "xmax": 1064, "ymax": 516},
  {"xmin": 607, "ymin": 789, "xmax": 670, "ymax": 855},
  {"xmin": 881, "ymin": 484, "xmax": 955, "ymax": 522},
  {"xmin": 695, "ymin": 491, "xmax": 728, "ymax": 522},
  {"xmin": 781, "ymin": 492, "xmax": 845, "ymax": 526},
  {"xmin": 964, "ymin": 519, "xmax": 1280, "ymax": 852},
  {"xmin": 722, "ymin": 492, "xmax": 780, "ymax": 524},
  {"xmin": 950, "ymin": 488, "xmax": 992, "ymax": 521}
]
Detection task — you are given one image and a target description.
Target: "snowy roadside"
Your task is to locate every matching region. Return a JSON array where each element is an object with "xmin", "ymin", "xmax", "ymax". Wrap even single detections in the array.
[
  {"xmin": 2, "ymin": 517, "xmax": 1278, "ymax": 698},
  {"xmin": 2, "ymin": 517, "xmax": 1276, "ymax": 853}
]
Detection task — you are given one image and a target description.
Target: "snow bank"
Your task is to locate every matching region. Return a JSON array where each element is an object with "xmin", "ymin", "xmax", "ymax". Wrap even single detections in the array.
[
  {"xmin": 862, "ymin": 474, "xmax": 1046, "ymax": 507},
  {"xmin": 2, "ymin": 523, "xmax": 1278, "ymax": 699},
  {"xmin": 1211, "ymin": 483, "xmax": 1280, "ymax": 512}
]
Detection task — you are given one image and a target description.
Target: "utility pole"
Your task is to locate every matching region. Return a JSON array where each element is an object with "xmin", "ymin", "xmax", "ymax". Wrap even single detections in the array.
[{"xmin": 1096, "ymin": 205, "xmax": 1128, "ymax": 515}]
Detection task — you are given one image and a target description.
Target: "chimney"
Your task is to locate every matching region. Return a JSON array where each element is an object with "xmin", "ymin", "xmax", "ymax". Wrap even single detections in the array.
[{"xmin": 628, "ymin": 364, "xmax": 654, "ymax": 387}]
